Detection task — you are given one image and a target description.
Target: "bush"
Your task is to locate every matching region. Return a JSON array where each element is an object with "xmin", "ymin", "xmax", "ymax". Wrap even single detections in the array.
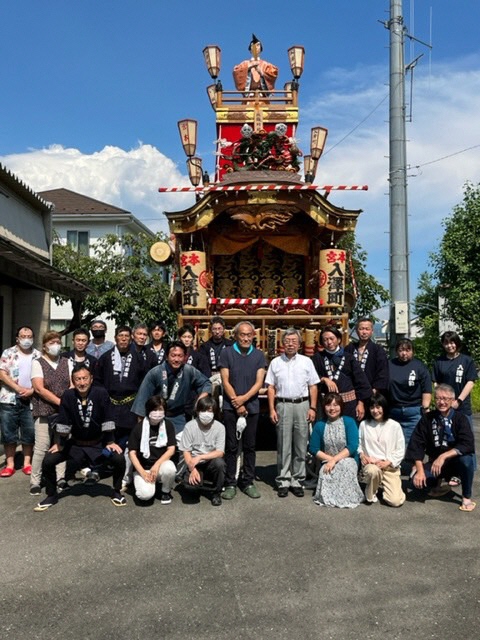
[{"xmin": 471, "ymin": 380, "xmax": 480, "ymax": 413}]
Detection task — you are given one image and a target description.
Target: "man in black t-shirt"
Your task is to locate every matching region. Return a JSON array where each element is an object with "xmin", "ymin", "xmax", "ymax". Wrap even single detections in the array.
[{"xmin": 219, "ymin": 321, "xmax": 266, "ymax": 500}]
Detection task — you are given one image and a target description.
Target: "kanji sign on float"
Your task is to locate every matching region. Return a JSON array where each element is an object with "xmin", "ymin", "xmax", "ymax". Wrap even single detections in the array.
[
  {"xmin": 180, "ymin": 251, "xmax": 207, "ymax": 309},
  {"xmin": 319, "ymin": 249, "xmax": 346, "ymax": 307}
]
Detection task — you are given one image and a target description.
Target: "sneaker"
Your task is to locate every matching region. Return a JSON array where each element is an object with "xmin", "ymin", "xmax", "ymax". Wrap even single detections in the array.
[
  {"xmin": 83, "ymin": 471, "xmax": 100, "ymax": 485},
  {"xmin": 277, "ymin": 487, "xmax": 289, "ymax": 498},
  {"xmin": 57, "ymin": 480, "xmax": 70, "ymax": 493},
  {"xmin": 160, "ymin": 492, "xmax": 172, "ymax": 505},
  {"xmin": 365, "ymin": 492, "xmax": 378, "ymax": 504},
  {"xmin": 291, "ymin": 487, "xmax": 304, "ymax": 498},
  {"xmin": 211, "ymin": 493, "xmax": 222, "ymax": 507},
  {"xmin": 243, "ymin": 484, "xmax": 260, "ymax": 499},
  {"xmin": 111, "ymin": 492, "xmax": 127, "ymax": 507},
  {"xmin": 34, "ymin": 495, "xmax": 58, "ymax": 512},
  {"xmin": 30, "ymin": 485, "xmax": 41, "ymax": 496},
  {"xmin": 222, "ymin": 485, "xmax": 237, "ymax": 500},
  {"xmin": 79, "ymin": 467, "xmax": 91, "ymax": 479}
]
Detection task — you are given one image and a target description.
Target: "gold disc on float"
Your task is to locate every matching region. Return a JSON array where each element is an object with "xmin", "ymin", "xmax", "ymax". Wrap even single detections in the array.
[{"xmin": 150, "ymin": 241, "xmax": 172, "ymax": 263}]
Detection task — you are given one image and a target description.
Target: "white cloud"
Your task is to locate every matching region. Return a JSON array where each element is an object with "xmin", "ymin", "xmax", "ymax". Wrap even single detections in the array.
[
  {"xmin": 0, "ymin": 143, "xmax": 196, "ymax": 234},
  {"xmin": 298, "ymin": 57, "xmax": 480, "ymax": 291},
  {"xmin": 2, "ymin": 56, "xmax": 480, "ymax": 297}
]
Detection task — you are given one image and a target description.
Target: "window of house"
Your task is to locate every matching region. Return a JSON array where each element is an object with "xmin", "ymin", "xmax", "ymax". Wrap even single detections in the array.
[{"xmin": 66, "ymin": 230, "xmax": 89, "ymax": 256}]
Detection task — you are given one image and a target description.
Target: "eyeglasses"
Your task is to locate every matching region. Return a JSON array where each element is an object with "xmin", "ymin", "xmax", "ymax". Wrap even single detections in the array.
[{"xmin": 435, "ymin": 396, "xmax": 454, "ymax": 402}]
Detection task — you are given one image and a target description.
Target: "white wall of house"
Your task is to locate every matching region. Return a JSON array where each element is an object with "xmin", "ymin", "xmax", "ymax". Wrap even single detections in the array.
[{"xmin": 51, "ymin": 217, "xmax": 155, "ymax": 344}]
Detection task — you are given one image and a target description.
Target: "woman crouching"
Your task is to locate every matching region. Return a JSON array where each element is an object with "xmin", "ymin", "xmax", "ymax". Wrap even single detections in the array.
[
  {"xmin": 128, "ymin": 396, "xmax": 176, "ymax": 504},
  {"xmin": 358, "ymin": 393, "xmax": 406, "ymax": 506}
]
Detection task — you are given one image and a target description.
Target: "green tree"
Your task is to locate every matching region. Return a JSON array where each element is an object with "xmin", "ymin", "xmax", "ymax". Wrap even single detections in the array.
[
  {"xmin": 53, "ymin": 232, "xmax": 176, "ymax": 335},
  {"xmin": 412, "ymin": 271, "xmax": 440, "ymax": 366},
  {"xmin": 337, "ymin": 232, "xmax": 390, "ymax": 323},
  {"xmin": 432, "ymin": 182, "xmax": 480, "ymax": 363}
]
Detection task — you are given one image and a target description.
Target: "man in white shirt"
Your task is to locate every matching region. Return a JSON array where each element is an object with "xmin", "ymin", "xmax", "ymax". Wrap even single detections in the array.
[
  {"xmin": 266, "ymin": 328, "xmax": 319, "ymax": 497},
  {"xmin": 0, "ymin": 326, "xmax": 41, "ymax": 477}
]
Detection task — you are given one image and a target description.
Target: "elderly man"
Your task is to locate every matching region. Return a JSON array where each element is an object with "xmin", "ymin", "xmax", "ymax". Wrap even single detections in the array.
[
  {"xmin": 86, "ymin": 318, "xmax": 114, "ymax": 360},
  {"xmin": 219, "ymin": 321, "xmax": 266, "ymax": 499},
  {"xmin": 345, "ymin": 317, "xmax": 389, "ymax": 398},
  {"xmin": 131, "ymin": 341, "xmax": 211, "ymax": 439},
  {"xmin": 406, "ymin": 384, "xmax": 476, "ymax": 512},
  {"xmin": 266, "ymin": 328, "xmax": 319, "ymax": 498},
  {"xmin": 0, "ymin": 326, "xmax": 41, "ymax": 477},
  {"xmin": 34, "ymin": 365, "xmax": 126, "ymax": 511}
]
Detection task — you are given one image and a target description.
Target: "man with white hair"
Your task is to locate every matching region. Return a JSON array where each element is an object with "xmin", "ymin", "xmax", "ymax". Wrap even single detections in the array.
[
  {"xmin": 266, "ymin": 328, "xmax": 319, "ymax": 498},
  {"xmin": 219, "ymin": 321, "xmax": 266, "ymax": 499}
]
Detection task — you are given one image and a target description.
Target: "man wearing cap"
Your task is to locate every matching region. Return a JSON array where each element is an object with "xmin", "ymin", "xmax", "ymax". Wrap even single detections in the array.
[
  {"xmin": 266, "ymin": 328, "xmax": 319, "ymax": 498},
  {"xmin": 86, "ymin": 319, "xmax": 114, "ymax": 360}
]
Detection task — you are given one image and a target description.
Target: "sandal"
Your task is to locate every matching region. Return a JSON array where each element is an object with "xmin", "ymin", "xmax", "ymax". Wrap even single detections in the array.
[
  {"xmin": 448, "ymin": 476, "xmax": 461, "ymax": 487},
  {"xmin": 459, "ymin": 501, "xmax": 476, "ymax": 512},
  {"xmin": 22, "ymin": 465, "xmax": 32, "ymax": 475},
  {"xmin": 0, "ymin": 467, "xmax": 15, "ymax": 477}
]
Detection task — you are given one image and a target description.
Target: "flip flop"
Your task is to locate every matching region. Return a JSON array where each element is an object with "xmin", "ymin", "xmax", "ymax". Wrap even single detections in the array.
[{"xmin": 459, "ymin": 501, "xmax": 476, "ymax": 512}]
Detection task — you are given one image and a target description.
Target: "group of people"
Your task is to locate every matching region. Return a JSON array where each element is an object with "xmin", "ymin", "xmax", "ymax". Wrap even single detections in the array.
[{"xmin": 0, "ymin": 315, "xmax": 477, "ymax": 514}]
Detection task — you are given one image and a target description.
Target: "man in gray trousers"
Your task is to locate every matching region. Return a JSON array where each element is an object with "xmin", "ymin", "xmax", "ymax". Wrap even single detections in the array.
[{"xmin": 266, "ymin": 328, "xmax": 319, "ymax": 498}]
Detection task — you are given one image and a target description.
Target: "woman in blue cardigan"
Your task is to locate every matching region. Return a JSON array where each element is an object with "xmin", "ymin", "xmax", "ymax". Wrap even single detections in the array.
[{"xmin": 309, "ymin": 392, "xmax": 364, "ymax": 508}]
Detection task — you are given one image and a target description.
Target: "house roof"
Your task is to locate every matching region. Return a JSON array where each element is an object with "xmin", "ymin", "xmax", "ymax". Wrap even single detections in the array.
[
  {"xmin": 0, "ymin": 236, "xmax": 92, "ymax": 298},
  {"xmin": 38, "ymin": 188, "xmax": 131, "ymax": 215},
  {"xmin": 0, "ymin": 163, "xmax": 52, "ymax": 212}
]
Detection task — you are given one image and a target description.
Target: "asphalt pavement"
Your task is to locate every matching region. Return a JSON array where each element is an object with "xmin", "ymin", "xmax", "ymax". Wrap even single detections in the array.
[{"xmin": 1, "ymin": 417, "xmax": 480, "ymax": 640}]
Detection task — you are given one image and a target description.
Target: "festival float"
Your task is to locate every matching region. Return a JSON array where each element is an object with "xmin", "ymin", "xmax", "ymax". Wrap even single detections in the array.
[{"xmin": 155, "ymin": 35, "xmax": 367, "ymax": 357}]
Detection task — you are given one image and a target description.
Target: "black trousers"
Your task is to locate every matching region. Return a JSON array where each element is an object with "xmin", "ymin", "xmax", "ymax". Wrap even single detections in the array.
[
  {"xmin": 223, "ymin": 410, "xmax": 259, "ymax": 488},
  {"xmin": 42, "ymin": 441, "xmax": 126, "ymax": 496},
  {"xmin": 182, "ymin": 457, "xmax": 225, "ymax": 493}
]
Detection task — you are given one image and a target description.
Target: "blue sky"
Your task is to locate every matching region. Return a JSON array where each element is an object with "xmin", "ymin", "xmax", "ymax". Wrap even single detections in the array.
[{"xmin": 2, "ymin": 1, "xmax": 480, "ymax": 307}]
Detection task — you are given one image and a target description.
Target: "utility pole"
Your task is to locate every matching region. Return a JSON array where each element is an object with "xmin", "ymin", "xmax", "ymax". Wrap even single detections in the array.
[{"xmin": 388, "ymin": 0, "xmax": 410, "ymax": 353}]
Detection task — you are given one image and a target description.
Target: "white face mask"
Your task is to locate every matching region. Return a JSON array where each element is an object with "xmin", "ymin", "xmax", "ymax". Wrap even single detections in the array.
[
  {"xmin": 46, "ymin": 344, "xmax": 62, "ymax": 357},
  {"xmin": 198, "ymin": 411, "xmax": 214, "ymax": 425},
  {"xmin": 149, "ymin": 410, "xmax": 165, "ymax": 425},
  {"xmin": 19, "ymin": 338, "xmax": 33, "ymax": 349}
]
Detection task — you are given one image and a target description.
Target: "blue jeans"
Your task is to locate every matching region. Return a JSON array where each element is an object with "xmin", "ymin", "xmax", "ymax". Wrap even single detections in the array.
[
  {"xmin": 0, "ymin": 399, "xmax": 35, "ymax": 445},
  {"xmin": 389, "ymin": 406, "xmax": 422, "ymax": 450},
  {"xmin": 413, "ymin": 454, "xmax": 476, "ymax": 499}
]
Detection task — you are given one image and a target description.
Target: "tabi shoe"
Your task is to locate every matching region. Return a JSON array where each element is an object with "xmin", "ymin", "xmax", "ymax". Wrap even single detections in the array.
[{"xmin": 277, "ymin": 487, "xmax": 289, "ymax": 498}]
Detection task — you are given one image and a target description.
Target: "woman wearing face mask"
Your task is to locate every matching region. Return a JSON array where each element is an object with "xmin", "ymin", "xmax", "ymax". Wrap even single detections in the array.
[
  {"xmin": 179, "ymin": 396, "xmax": 226, "ymax": 506},
  {"xmin": 30, "ymin": 331, "xmax": 71, "ymax": 496},
  {"xmin": 127, "ymin": 396, "xmax": 177, "ymax": 504}
]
